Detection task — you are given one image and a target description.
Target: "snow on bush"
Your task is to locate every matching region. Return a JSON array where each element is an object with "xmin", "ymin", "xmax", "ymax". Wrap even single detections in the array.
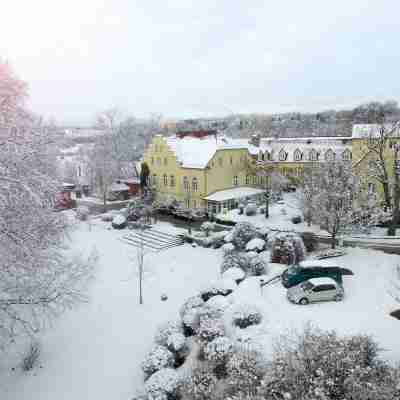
[
  {"xmin": 232, "ymin": 304, "xmax": 262, "ymax": 329},
  {"xmin": 111, "ymin": 214, "xmax": 127, "ymax": 229},
  {"xmin": 203, "ymin": 336, "xmax": 235, "ymax": 365},
  {"xmin": 199, "ymin": 278, "xmax": 236, "ymax": 302},
  {"xmin": 200, "ymin": 222, "xmax": 216, "ymax": 237},
  {"xmin": 145, "ymin": 368, "xmax": 181, "ymax": 400},
  {"xmin": 195, "ymin": 317, "xmax": 225, "ymax": 343},
  {"xmin": 247, "ymin": 253, "xmax": 268, "ymax": 276},
  {"xmin": 142, "ymin": 345, "xmax": 175, "ymax": 379},
  {"xmin": 245, "ymin": 203, "xmax": 257, "ymax": 216},
  {"xmin": 100, "ymin": 213, "xmax": 114, "ymax": 222},
  {"xmin": 257, "ymin": 326, "xmax": 400, "ymax": 400},
  {"xmin": 222, "ymin": 267, "xmax": 246, "ymax": 284},
  {"xmin": 230, "ymin": 222, "xmax": 259, "ymax": 250},
  {"xmin": 206, "ymin": 295, "xmax": 230, "ymax": 312},
  {"xmin": 179, "ymin": 296, "xmax": 204, "ymax": 335},
  {"xmin": 154, "ymin": 320, "xmax": 184, "ymax": 347},
  {"xmin": 166, "ymin": 332, "xmax": 186, "ymax": 354},
  {"xmin": 197, "ymin": 304, "xmax": 224, "ymax": 323},
  {"xmin": 256, "ymin": 226, "xmax": 270, "ymax": 240},
  {"xmin": 221, "ymin": 252, "xmax": 249, "ymax": 274},
  {"xmin": 246, "ymin": 238, "xmax": 266, "ymax": 252},
  {"xmin": 76, "ymin": 206, "xmax": 89, "ymax": 221},
  {"xmin": 225, "ymin": 347, "xmax": 267, "ymax": 397},
  {"xmin": 222, "ymin": 243, "xmax": 235, "ymax": 254},
  {"xmin": 180, "ymin": 365, "xmax": 218, "ymax": 400},
  {"xmin": 269, "ymin": 232, "xmax": 306, "ymax": 265}
]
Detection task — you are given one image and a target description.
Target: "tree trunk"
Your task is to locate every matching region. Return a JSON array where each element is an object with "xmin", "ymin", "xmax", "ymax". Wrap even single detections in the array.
[
  {"xmin": 331, "ymin": 234, "xmax": 336, "ymax": 249},
  {"xmin": 383, "ymin": 182, "xmax": 392, "ymax": 211},
  {"xmin": 103, "ymin": 191, "xmax": 107, "ymax": 213},
  {"xmin": 265, "ymin": 197, "xmax": 269, "ymax": 218}
]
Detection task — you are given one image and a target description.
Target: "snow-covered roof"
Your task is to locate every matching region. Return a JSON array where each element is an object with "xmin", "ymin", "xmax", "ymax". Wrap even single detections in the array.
[
  {"xmin": 204, "ymin": 186, "xmax": 264, "ymax": 202},
  {"xmin": 165, "ymin": 134, "xmax": 252, "ymax": 169},
  {"xmin": 352, "ymin": 124, "xmax": 400, "ymax": 139},
  {"xmin": 308, "ymin": 277, "xmax": 338, "ymax": 286}
]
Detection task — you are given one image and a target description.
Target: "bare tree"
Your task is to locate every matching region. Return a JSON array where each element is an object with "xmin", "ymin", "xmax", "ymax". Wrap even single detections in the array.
[
  {"xmin": 0, "ymin": 61, "xmax": 95, "ymax": 345},
  {"xmin": 297, "ymin": 165, "xmax": 319, "ymax": 226}
]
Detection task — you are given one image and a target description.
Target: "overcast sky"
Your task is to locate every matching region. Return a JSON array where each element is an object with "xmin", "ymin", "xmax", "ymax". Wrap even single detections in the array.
[{"xmin": 2, "ymin": 0, "xmax": 400, "ymax": 124}]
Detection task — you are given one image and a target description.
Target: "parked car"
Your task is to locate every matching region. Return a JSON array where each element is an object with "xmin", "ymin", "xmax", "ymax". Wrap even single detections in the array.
[
  {"xmin": 281, "ymin": 260, "xmax": 353, "ymax": 288},
  {"xmin": 287, "ymin": 277, "xmax": 344, "ymax": 305}
]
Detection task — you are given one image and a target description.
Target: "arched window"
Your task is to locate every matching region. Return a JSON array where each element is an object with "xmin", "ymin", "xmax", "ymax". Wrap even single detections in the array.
[
  {"xmin": 192, "ymin": 177, "xmax": 198, "ymax": 192},
  {"xmin": 258, "ymin": 151, "xmax": 264, "ymax": 161},
  {"xmin": 309, "ymin": 149, "xmax": 318, "ymax": 161},
  {"xmin": 279, "ymin": 149, "xmax": 288, "ymax": 161},
  {"xmin": 183, "ymin": 176, "xmax": 189, "ymax": 191},
  {"xmin": 233, "ymin": 176, "xmax": 238, "ymax": 186},
  {"xmin": 170, "ymin": 175, "xmax": 175, "ymax": 187},
  {"xmin": 245, "ymin": 175, "xmax": 250, "ymax": 185},
  {"xmin": 342, "ymin": 149, "xmax": 352, "ymax": 161},
  {"xmin": 294, "ymin": 148, "xmax": 302, "ymax": 161},
  {"xmin": 264, "ymin": 151, "xmax": 270, "ymax": 161},
  {"xmin": 152, "ymin": 174, "xmax": 157, "ymax": 186},
  {"xmin": 163, "ymin": 174, "xmax": 168, "ymax": 186},
  {"xmin": 325, "ymin": 149, "xmax": 335, "ymax": 161}
]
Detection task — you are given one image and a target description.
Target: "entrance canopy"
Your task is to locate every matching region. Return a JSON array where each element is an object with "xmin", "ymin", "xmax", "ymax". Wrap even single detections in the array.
[{"xmin": 204, "ymin": 186, "xmax": 264, "ymax": 203}]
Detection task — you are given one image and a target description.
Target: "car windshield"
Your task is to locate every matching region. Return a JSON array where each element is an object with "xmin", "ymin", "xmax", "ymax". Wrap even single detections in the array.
[
  {"xmin": 301, "ymin": 281, "xmax": 314, "ymax": 291},
  {"xmin": 287, "ymin": 265, "xmax": 300, "ymax": 275}
]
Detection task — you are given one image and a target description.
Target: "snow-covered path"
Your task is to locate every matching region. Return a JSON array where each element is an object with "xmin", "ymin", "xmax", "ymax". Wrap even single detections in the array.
[{"xmin": 0, "ymin": 222, "xmax": 221, "ymax": 400}]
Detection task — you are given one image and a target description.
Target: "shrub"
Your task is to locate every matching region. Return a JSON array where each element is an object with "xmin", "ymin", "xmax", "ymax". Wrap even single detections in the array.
[
  {"xmin": 100, "ymin": 213, "xmax": 113, "ymax": 222},
  {"xmin": 226, "ymin": 348, "xmax": 266, "ymax": 396},
  {"xmin": 180, "ymin": 365, "xmax": 218, "ymax": 400},
  {"xmin": 247, "ymin": 253, "xmax": 268, "ymax": 276},
  {"xmin": 196, "ymin": 318, "xmax": 225, "ymax": 343},
  {"xmin": 269, "ymin": 232, "xmax": 306, "ymax": 265},
  {"xmin": 199, "ymin": 279, "xmax": 236, "ymax": 302},
  {"xmin": 154, "ymin": 320, "xmax": 184, "ymax": 347},
  {"xmin": 232, "ymin": 304, "xmax": 262, "ymax": 329},
  {"xmin": 200, "ymin": 222, "xmax": 216, "ymax": 237},
  {"xmin": 300, "ymin": 231, "xmax": 318, "ymax": 252},
  {"xmin": 222, "ymin": 267, "xmax": 246, "ymax": 284},
  {"xmin": 205, "ymin": 296, "xmax": 230, "ymax": 314},
  {"xmin": 291, "ymin": 215, "xmax": 302, "ymax": 224},
  {"xmin": 230, "ymin": 222, "xmax": 259, "ymax": 250},
  {"xmin": 221, "ymin": 252, "xmax": 249, "ymax": 274},
  {"xmin": 180, "ymin": 296, "xmax": 204, "ymax": 336},
  {"xmin": 111, "ymin": 214, "xmax": 127, "ymax": 229},
  {"xmin": 21, "ymin": 341, "xmax": 40, "ymax": 371},
  {"xmin": 76, "ymin": 206, "xmax": 89, "ymax": 221},
  {"xmin": 257, "ymin": 326, "xmax": 397, "ymax": 400},
  {"xmin": 204, "ymin": 337, "xmax": 235, "ymax": 365},
  {"xmin": 145, "ymin": 368, "xmax": 181, "ymax": 400},
  {"xmin": 245, "ymin": 203, "xmax": 257, "ymax": 216},
  {"xmin": 245, "ymin": 238, "xmax": 266, "ymax": 253},
  {"xmin": 141, "ymin": 345, "xmax": 174, "ymax": 379},
  {"xmin": 222, "ymin": 243, "xmax": 235, "ymax": 254}
]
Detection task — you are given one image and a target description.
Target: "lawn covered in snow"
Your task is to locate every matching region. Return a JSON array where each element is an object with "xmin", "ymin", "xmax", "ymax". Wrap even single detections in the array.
[{"xmin": 1, "ymin": 217, "xmax": 399, "ymax": 399}]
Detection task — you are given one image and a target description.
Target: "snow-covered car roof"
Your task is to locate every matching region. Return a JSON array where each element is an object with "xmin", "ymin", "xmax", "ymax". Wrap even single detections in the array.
[
  {"xmin": 308, "ymin": 277, "xmax": 338, "ymax": 286},
  {"xmin": 299, "ymin": 260, "xmax": 341, "ymax": 269}
]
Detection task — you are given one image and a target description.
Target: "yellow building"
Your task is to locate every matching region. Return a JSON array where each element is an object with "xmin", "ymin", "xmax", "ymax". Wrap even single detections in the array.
[{"xmin": 142, "ymin": 130, "xmax": 264, "ymax": 213}]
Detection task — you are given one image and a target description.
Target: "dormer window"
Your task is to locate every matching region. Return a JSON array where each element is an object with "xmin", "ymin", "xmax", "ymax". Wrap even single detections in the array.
[
  {"xmin": 279, "ymin": 149, "xmax": 288, "ymax": 161},
  {"xmin": 325, "ymin": 149, "xmax": 335, "ymax": 162},
  {"xmin": 309, "ymin": 149, "xmax": 318, "ymax": 161},
  {"xmin": 294, "ymin": 149, "xmax": 302, "ymax": 161},
  {"xmin": 342, "ymin": 149, "xmax": 352, "ymax": 161}
]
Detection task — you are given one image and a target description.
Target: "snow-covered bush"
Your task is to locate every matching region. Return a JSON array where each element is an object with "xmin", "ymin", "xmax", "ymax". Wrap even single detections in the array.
[
  {"xmin": 197, "ymin": 304, "xmax": 224, "ymax": 323},
  {"xmin": 269, "ymin": 232, "xmax": 306, "ymax": 265},
  {"xmin": 256, "ymin": 226, "xmax": 270, "ymax": 240},
  {"xmin": 222, "ymin": 243, "xmax": 235, "ymax": 254},
  {"xmin": 166, "ymin": 332, "xmax": 186, "ymax": 353},
  {"xmin": 257, "ymin": 326, "xmax": 398, "ymax": 400},
  {"xmin": 230, "ymin": 222, "xmax": 259, "ymax": 250},
  {"xmin": 154, "ymin": 320, "xmax": 184, "ymax": 347},
  {"xmin": 246, "ymin": 238, "xmax": 266, "ymax": 253},
  {"xmin": 145, "ymin": 368, "xmax": 181, "ymax": 400},
  {"xmin": 76, "ymin": 206, "xmax": 89, "ymax": 221},
  {"xmin": 225, "ymin": 348, "xmax": 266, "ymax": 396},
  {"xmin": 222, "ymin": 267, "xmax": 246, "ymax": 284},
  {"xmin": 232, "ymin": 304, "xmax": 262, "ymax": 329},
  {"xmin": 247, "ymin": 253, "xmax": 268, "ymax": 276},
  {"xmin": 21, "ymin": 341, "xmax": 41, "ymax": 371},
  {"xmin": 180, "ymin": 365, "xmax": 218, "ymax": 400},
  {"xmin": 200, "ymin": 222, "xmax": 216, "ymax": 237},
  {"xmin": 100, "ymin": 213, "xmax": 114, "ymax": 222},
  {"xmin": 179, "ymin": 296, "xmax": 204, "ymax": 336},
  {"xmin": 245, "ymin": 203, "xmax": 257, "ymax": 216},
  {"xmin": 221, "ymin": 252, "xmax": 249, "ymax": 274},
  {"xmin": 204, "ymin": 336, "xmax": 235, "ymax": 365},
  {"xmin": 195, "ymin": 317, "xmax": 225, "ymax": 342},
  {"xmin": 206, "ymin": 295, "xmax": 230, "ymax": 313},
  {"xmin": 141, "ymin": 345, "xmax": 174, "ymax": 379},
  {"xmin": 199, "ymin": 279, "xmax": 236, "ymax": 302},
  {"xmin": 111, "ymin": 214, "xmax": 127, "ymax": 229}
]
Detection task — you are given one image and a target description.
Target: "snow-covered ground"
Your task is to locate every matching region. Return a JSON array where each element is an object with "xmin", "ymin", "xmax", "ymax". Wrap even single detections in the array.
[{"xmin": 1, "ymin": 216, "xmax": 399, "ymax": 399}]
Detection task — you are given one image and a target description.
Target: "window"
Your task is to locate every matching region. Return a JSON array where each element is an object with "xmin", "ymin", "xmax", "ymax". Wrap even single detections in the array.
[
  {"xmin": 170, "ymin": 175, "xmax": 175, "ymax": 187},
  {"xmin": 294, "ymin": 148, "xmax": 302, "ymax": 161},
  {"xmin": 368, "ymin": 182, "xmax": 376, "ymax": 194},
  {"xmin": 185, "ymin": 198, "xmax": 190, "ymax": 208},
  {"xmin": 77, "ymin": 165, "xmax": 82, "ymax": 177},
  {"xmin": 258, "ymin": 151, "xmax": 264, "ymax": 161},
  {"xmin": 218, "ymin": 157, "xmax": 223, "ymax": 167},
  {"xmin": 163, "ymin": 174, "xmax": 168, "ymax": 186},
  {"xmin": 245, "ymin": 175, "xmax": 250, "ymax": 185},
  {"xmin": 265, "ymin": 151, "xmax": 270, "ymax": 161},
  {"xmin": 230, "ymin": 156, "xmax": 233, "ymax": 165},
  {"xmin": 183, "ymin": 176, "xmax": 189, "ymax": 191},
  {"xmin": 157, "ymin": 157, "xmax": 161, "ymax": 165},
  {"xmin": 253, "ymin": 175, "xmax": 257, "ymax": 185},
  {"xmin": 152, "ymin": 174, "xmax": 157, "ymax": 186},
  {"xmin": 192, "ymin": 177, "xmax": 198, "ymax": 192},
  {"xmin": 325, "ymin": 149, "xmax": 335, "ymax": 162},
  {"xmin": 309, "ymin": 149, "xmax": 318, "ymax": 161},
  {"xmin": 233, "ymin": 175, "xmax": 238, "ymax": 186},
  {"xmin": 164, "ymin": 157, "xmax": 168, "ymax": 165},
  {"xmin": 193, "ymin": 200, "xmax": 197, "ymax": 209},
  {"xmin": 279, "ymin": 149, "xmax": 288, "ymax": 161},
  {"xmin": 342, "ymin": 149, "xmax": 352, "ymax": 161},
  {"xmin": 151, "ymin": 157, "xmax": 154, "ymax": 165}
]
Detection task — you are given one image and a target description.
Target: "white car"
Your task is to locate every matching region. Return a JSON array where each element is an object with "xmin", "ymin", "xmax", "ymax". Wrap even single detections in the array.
[{"xmin": 287, "ymin": 277, "xmax": 344, "ymax": 305}]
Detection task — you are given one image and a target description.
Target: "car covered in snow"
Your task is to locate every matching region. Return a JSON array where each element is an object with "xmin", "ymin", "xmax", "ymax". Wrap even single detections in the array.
[
  {"xmin": 281, "ymin": 260, "xmax": 353, "ymax": 288},
  {"xmin": 287, "ymin": 277, "xmax": 344, "ymax": 305}
]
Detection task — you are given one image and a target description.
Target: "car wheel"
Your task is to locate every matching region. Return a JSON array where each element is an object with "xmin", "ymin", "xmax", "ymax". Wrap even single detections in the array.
[
  {"xmin": 299, "ymin": 298, "xmax": 309, "ymax": 305},
  {"xmin": 334, "ymin": 294, "xmax": 343, "ymax": 302}
]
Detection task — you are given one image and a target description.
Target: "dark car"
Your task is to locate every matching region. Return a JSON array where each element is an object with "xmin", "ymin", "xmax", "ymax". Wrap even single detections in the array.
[{"xmin": 281, "ymin": 260, "xmax": 353, "ymax": 289}]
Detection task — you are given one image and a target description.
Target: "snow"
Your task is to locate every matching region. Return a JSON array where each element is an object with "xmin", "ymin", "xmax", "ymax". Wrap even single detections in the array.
[
  {"xmin": 112, "ymin": 214, "xmax": 126, "ymax": 225},
  {"xmin": 204, "ymin": 187, "xmax": 264, "ymax": 202},
  {"xmin": 308, "ymin": 277, "xmax": 339, "ymax": 286},
  {"xmin": 246, "ymin": 238, "xmax": 266, "ymax": 251},
  {"xmin": 1, "ymin": 215, "xmax": 400, "ymax": 399},
  {"xmin": 299, "ymin": 259, "xmax": 342, "ymax": 268}
]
